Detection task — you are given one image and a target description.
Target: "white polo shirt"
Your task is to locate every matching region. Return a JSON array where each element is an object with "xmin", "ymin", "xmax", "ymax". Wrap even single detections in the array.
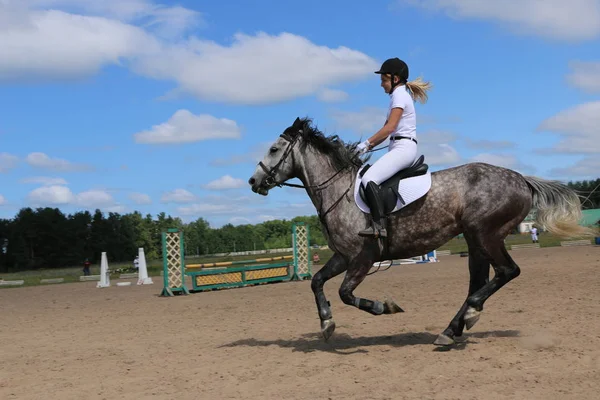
[{"xmin": 387, "ymin": 84, "xmax": 416, "ymax": 140}]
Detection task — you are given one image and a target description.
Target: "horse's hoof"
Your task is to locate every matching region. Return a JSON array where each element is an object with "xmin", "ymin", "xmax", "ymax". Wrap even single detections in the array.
[
  {"xmin": 321, "ymin": 319, "xmax": 336, "ymax": 341},
  {"xmin": 384, "ymin": 298, "xmax": 404, "ymax": 314},
  {"xmin": 434, "ymin": 333, "xmax": 455, "ymax": 346},
  {"xmin": 464, "ymin": 307, "xmax": 481, "ymax": 330}
]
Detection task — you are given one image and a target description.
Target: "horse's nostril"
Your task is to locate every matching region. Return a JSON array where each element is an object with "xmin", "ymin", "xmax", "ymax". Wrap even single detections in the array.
[{"xmin": 248, "ymin": 178, "xmax": 255, "ymax": 185}]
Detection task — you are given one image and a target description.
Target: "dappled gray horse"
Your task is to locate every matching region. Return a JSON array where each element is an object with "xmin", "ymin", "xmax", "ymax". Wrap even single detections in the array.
[{"xmin": 248, "ymin": 117, "xmax": 594, "ymax": 346}]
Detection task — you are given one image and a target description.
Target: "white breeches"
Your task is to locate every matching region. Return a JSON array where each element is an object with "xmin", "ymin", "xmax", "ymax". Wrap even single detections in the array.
[{"xmin": 361, "ymin": 139, "xmax": 418, "ymax": 186}]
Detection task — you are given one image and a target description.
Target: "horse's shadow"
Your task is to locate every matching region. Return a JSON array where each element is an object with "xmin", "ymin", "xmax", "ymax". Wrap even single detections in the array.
[{"xmin": 219, "ymin": 329, "xmax": 520, "ymax": 354}]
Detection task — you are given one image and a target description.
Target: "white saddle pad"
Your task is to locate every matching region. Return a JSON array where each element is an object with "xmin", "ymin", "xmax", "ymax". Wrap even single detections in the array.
[{"xmin": 354, "ymin": 165, "xmax": 432, "ymax": 214}]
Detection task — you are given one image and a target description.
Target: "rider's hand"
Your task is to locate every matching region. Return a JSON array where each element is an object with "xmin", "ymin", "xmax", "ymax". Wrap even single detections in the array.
[{"xmin": 356, "ymin": 140, "xmax": 371, "ymax": 155}]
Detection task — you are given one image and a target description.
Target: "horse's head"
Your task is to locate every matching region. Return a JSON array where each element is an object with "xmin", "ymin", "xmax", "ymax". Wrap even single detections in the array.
[{"xmin": 248, "ymin": 117, "xmax": 305, "ymax": 196}]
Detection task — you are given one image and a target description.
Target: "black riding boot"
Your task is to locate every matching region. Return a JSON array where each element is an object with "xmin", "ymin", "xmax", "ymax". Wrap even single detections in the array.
[{"xmin": 358, "ymin": 181, "xmax": 387, "ymax": 238}]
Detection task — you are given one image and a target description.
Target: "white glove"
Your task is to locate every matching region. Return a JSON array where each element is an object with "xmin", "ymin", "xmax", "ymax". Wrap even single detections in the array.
[{"xmin": 356, "ymin": 140, "xmax": 371, "ymax": 155}]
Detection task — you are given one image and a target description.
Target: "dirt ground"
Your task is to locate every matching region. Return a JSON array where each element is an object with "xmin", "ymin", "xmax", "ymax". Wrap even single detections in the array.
[{"xmin": 1, "ymin": 246, "xmax": 599, "ymax": 400}]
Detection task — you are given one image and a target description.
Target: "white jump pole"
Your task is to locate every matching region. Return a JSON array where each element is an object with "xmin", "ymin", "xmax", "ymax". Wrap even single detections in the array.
[
  {"xmin": 137, "ymin": 247, "xmax": 153, "ymax": 285},
  {"xmin": 97, "ymin": 252, "xmax": 111, "ymax": 288}
]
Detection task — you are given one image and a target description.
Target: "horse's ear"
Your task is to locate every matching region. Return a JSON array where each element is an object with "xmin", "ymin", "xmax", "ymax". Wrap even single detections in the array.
[{"xmin": 293, "ymin": 117, "xmax": 302, "ymax": 128}]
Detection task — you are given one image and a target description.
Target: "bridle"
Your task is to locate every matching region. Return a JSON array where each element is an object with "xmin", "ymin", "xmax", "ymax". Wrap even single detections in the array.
[
  {"xmin": 258, "ymin": 131, "xmax": 301, "ymax": 188},
  {"xmin": 256, "ymin": 129, "xmax": 356, "ymax": 222}
]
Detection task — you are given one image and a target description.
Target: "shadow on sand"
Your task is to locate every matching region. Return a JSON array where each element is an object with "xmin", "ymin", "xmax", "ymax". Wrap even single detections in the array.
[{"xmin": 219, "ymin": 329, "xmax": 521, "ymax": 354}]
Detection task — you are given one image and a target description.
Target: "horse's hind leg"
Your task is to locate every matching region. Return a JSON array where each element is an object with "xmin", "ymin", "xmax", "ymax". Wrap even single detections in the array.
[
  {"xmin": 311, "ymin": 253, "xmax": 348, "ymax": 341},
  {"xmin": 435, "ymin": 239, "xmax": 490, "ymax": 346},
  {"xmin": 463, "ymin": 239, "xmax": 521, "ymax": 331},
  {"xmin": 338, "ymin": 260, "xmax": 404, "ymax": 318}
]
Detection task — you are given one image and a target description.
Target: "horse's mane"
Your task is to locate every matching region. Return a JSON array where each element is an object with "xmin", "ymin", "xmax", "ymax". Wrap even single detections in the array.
[{"xmin": 283, "ymin": 117, "xmax": 370, "ymax": 170}]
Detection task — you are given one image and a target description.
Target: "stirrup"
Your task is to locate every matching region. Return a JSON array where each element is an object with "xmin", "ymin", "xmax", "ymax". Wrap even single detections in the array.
[
  {"xmin": 358, "ymin": 222, "xmax": 387, "ymax": 238},
  {"xmin": 358, "ymin": 224, "xmax": 376, "ymax": 237}
]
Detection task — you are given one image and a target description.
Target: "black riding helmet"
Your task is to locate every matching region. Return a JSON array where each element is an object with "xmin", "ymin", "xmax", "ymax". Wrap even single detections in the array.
[{"xmin": 374, "ymin": 58, "xmax": 409, "ymax": 91}]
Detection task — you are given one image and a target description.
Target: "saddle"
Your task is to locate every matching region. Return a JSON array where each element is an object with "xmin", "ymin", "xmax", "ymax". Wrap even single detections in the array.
[{"xmin": 358, "ymin": 155, "xmax": 429, "ymax": 215}]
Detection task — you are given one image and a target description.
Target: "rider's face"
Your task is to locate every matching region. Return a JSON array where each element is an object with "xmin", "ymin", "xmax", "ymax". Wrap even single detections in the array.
[{"xmin": 380, "ymin": 74, "xmax": 394, "ymax": 93}]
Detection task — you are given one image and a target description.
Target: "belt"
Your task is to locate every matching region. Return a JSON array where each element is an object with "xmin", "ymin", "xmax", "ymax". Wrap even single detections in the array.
[{"xmin": 390, "ymin": 136, "xmax": 418, "ymax": 144}]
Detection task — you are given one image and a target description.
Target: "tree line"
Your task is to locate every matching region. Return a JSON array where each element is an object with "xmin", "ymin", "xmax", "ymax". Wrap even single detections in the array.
[
  {"xmin": 567, "ymin": 178, "xmax": 600, "ymax": 210},
  {"xmin": 0, "ymin": 208, "xmax": 327, "ymax": 273}
]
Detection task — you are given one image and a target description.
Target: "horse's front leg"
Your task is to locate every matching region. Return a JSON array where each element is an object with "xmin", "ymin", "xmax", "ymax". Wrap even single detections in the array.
[
  {"xmin": 338, "ymin": 257, "xmax": 404, "ymax": 317},
  {"xmin": 310, "ymin": 252, "xmax": 348, "ymax": 341}
]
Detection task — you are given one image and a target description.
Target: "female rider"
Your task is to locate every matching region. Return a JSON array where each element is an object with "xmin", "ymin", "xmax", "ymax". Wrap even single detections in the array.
[{"xmin": 355, "ymin": 57, "xmax": 432, "ymax": 238}]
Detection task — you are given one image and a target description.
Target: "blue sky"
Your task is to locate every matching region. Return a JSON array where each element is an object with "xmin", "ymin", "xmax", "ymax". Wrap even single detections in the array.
[{"xmin": 1, "ymin": 0, "xmax": 599, "ymax": 227}]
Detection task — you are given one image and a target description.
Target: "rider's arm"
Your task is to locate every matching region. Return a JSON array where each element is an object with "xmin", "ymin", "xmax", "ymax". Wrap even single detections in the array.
[{"xmin": 367, "ymin": 107, "xmax": 403, "ymax": 147}]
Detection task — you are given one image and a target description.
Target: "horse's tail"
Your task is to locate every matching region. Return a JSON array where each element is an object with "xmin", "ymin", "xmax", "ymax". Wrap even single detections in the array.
[{"xmin": 524, "ymin": 176, "xmax": 597, "ymax": 238}]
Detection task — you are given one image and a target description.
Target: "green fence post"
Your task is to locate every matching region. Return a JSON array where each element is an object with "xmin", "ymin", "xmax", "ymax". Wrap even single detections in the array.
[{"xmin": 160, "ymin": 229, "xmax": 190, "ymax": 296}]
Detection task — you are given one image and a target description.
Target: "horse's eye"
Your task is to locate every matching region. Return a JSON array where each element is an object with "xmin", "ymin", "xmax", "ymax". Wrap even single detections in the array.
[{"xmin": 269, "ymin": 147, "xmax": 278, "ymax": 154}]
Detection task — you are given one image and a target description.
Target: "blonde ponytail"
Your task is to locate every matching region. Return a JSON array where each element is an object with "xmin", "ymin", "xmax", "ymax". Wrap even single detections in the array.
[{"xmin": 405, "ymin": 77, "xmax": 432, "ymax": 104}]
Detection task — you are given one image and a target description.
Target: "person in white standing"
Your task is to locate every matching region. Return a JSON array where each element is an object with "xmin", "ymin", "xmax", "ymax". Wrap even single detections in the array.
[
  {"xmin": 355, "ymin": 57, "xmax": 432, "ymax": 238},
  {"xmin": 530, "ymin": 227, "xmax": 538, "ymax": 243}
]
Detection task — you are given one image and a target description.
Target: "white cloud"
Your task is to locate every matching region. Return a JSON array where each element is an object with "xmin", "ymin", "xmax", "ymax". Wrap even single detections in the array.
[
  {"xmin": 133, "ymin": 110, "xmax": 241, "ymax": 144},
  {"xmin": 0, "ymin": 3, "xmax": 377, "ymax": 104},
  {"xmin": 135, "ymin": 32, "xmax": 378, "ymax": 105},
  {"xmin": 29, "ymin": 0, "xmax": 204, "ymax": 37},
  {"xmin": 317, "ymin": 88, "xmax": 349, "ymax": 103},
  {"xmin": 566, "ymin": 61, "xmax": 600, "ymax": 93},
  {"xmin": 161, "ymin": 188, "xmax": 197, "ymax": 203},
  {"xmin": 403, "ymin": 0, "xmax": 600, "ymax": 41},
  {"xmin": 128, "ymin": 192, "xmax": 152, "ymax": 204},
  {"xmin": 0, "ymin": 5, "xmax": 158, "ymax": 81},
  {"xmin": 20, "ymin": 176, "xmax": 68, "ymax": 185},
  {"xmin": 549, "ymin": 156, "xmax": 600, "ymax": 179},
  {"xmin": 0, "ymin": 195, "xmax": 7, "ymax": 206},
  {"xmin": 76, "ymin": 189, "xmax": 115, "ymax": 208},
  {"xmin": 25, "ymin": 152, "xmax": 92, "ymax": 172},
  {"xmin": 203, "ymin": 175, "xmax": 245, "ymax": 190},
  {"xmin": 26, "ymin": 184, "xmax": 123, "ymax": 209},
  {"xmin": 0, "ymin": 153, "xmax": 19, "ymax": 173},
  {"xmin": 27, "ymin": 185, "xmax": 74, "ymax": 205},
  {"xmin": 536, "ymin": 101, "xmax": 600, "ymax": 154}
]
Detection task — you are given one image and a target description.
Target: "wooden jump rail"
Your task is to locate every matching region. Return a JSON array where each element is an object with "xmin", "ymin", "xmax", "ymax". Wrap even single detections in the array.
[
  {"xmin": 0, "ymin": 280, "xmax": 24, "ymax": 287},
  {"xmin": 510, "ymin": 243, "xmax": 540, "ymax": 250},
  {"xmin": 187, "ymin": 255, "xmax": 294, "ymax": 269}
]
